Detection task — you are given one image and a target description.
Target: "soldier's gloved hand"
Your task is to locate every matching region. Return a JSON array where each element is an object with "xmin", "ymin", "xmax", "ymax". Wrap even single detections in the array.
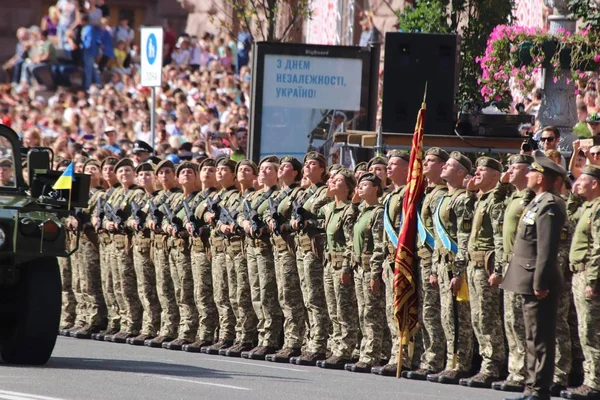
[{"xmin": 429, "ymin": 274, "xmax": 439, "ymax": 288}]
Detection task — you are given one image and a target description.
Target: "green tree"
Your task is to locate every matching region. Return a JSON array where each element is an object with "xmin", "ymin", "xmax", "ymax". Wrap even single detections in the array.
[{"xmin": 569, "ymin": 0, "xmax": 600, "ymax": 30}]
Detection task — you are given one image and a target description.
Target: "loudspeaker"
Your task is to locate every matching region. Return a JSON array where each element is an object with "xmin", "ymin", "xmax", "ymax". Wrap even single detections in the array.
[{"xmin": 381, "ymin": 32, "xmax": 460, "ymax": 135}]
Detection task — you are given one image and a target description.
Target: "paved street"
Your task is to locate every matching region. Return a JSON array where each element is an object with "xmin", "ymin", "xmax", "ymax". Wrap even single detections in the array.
[{"xmin": 0, "ymin": 337, "xmax": 528, "ymax": 400}]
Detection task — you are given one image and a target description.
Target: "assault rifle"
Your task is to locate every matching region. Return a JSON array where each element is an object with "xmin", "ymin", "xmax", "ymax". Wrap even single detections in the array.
[
  {"xmin": 104, "ymin": 203, "xmax": 124, "ymax": 230},
  {"xmin": 94, "ymin": 196, "xmax": 104, "ymax": 231},
  {"xmin": 147, "ymin": 199, "xmax": 163, "ymax": 225},
  {"xmin": 291, "ymin": 200, "xmax": 308, "ymax": 232},
  {"xmin": 182, "ymin": 199, "xmax": 199, "ymax": 237},
  {"xmin": 268, "ymin": 197, "xmax": 282, "ymax": 235},
  {"xmin": 130, "ymin": 200, "xmax": 145, "ymax": 231},
  {"xmin": 205, "ymin": 195, "xmax": 221, "ymax": 221},
  {"xmin": 219, "ymin": 206, "xmax": 242, "ymax": 235},
  {"xmin": 161, "ymin": 203, "xmax": 182, "ymax": 234},
  {"xmin": 243, "ymin": 200, "xmax": 261, "ymax": 238}
]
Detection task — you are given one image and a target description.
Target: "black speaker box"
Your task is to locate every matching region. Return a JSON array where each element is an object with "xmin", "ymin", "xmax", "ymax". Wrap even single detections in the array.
[{"xmin": 382, "ymin": 32, "xmax": 460, "ymax": 135}]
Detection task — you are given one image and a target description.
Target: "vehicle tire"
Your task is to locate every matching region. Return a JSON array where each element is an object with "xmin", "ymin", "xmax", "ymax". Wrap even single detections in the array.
[{"xmin": 1, "ymin": 257, "xmax": 61, "ymax": 365}]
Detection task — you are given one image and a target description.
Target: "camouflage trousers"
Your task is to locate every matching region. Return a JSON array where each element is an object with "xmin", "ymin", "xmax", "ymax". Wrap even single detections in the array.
[
  {"xmin": 296, "ymin": 236, "xmax": 330, "ymax": 354},
  {"xmin": 112, "ymin": 234, "xmax": 142, "ymax": 334},
  {"xmin": 438, "ymin": 261, "xmax": 473, "ymax": 372},
  {"xmin": 324, "ymin": 259, "xmax": 340, "ymax": 352},
  {"xmin": 211, "ymin": 237, "xmax": 237, "ymax": 341},
  {"xmin": 354, "ymin": 266, "xmax": 385, "ymax": 365},
  {"xmin": 71, "ymin": 239, "xmax": 86, "ymax": 328},
  {"xmin": 153, "ymin": 235, "xmax": 179, "ymax": 338},
  {"xmin": 328, "ymin": 264, "xmax": 359, "ymax": 359},
  {"xmin": 466, "ymin": 263, "xmax": 506, "ymax": 376},
  {"xmin": 504, "ymin": 290, "xmax": 527, "ymax": 384},
  {"xmin": 132, "ymin": 235, "xmax": 161, "ymax": 337},
  {"xmin": 246, "ymin": 240, "xmax": 282, "ymax": 348},
  {"xmin": 572, "ymin": 271, "xmax": 600, "ymax": 391},
  {"xmin": 190, "ymin": 237, "xmax": 218, "ymax": 342},
  {"xmin": 79, "ymin": 230, "xmax": 107, "ymax": 328},
  {"xmin": 58, "ymin": 253, "xmax": 76, "ymax": 329},
  {"xmin": 226, "ymin": 237, "xmax": 257, "ymax": 344},
  {"xmin": 417, "ymin": 257, "xmax": 445, "ymax": 372},
  {"xmin": 99, "ymin": 233, "xmax": 119, "ymax": 331},
  {"xmin": 554, "ymin": 271, "xmax": 573, "ymax": 386},
  {"xmin": 168, "ymin": 238, "xmax": 197, "ymax": 342},
  {"xmin": 273, "ymin": 234, "xmax": 306, "ymax": 349}
]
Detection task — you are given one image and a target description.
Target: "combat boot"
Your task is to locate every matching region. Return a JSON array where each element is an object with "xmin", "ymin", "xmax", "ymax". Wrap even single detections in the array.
[
  {"xmin": 265, "ymin": 347, "xmax": 301, "ymax": 363},
  {"xmin": 316, "ymin": 355, "xmax": 352, "ymax": 370},
  {"xmin": 112, "ymin": 332, "xmax": 136, "ymax": 344},
  {"xmin": 491, "ymin": 379, "xmax": 525, "ymax": 392},
  {"xmin": 405, "ymin": 368, "xmax": 437, "ymax": 381},
  {"xmin": 182, "ymin": 340, "xmax": 212, "ymax": 353},
  {"xmin": 222, "ymin": 342, "xmax": 253, "ymax": 357},
  {"xmin": 291, "ymin": 351, "xmax": 326, "ymax": 366},
  {"xmin": 163, "ymin": 338, "xmax": 191, "ymax": 351},
  {"xmin": 344, "ymin": 361, "xmax": 373, "ymax": 373},
  {"xmin": 145, "ymin": 335, "xmax": 174, "ymax": 348},
  {"xmin": 242, "ymin": 346, "xmax": 277, "ymax": 361},
  {"xmin": 92, "ymin": 327, "xmax": 119, "ymax": 341},
  {"xmin": 550, "ymin": 384, "xmax": 567, "ymax": 397},
  {"xmin": 61, "ymin": 325, "xmax": 84, "ymax": 337},
  {"xmin": 127, "ymin": 334, "xmax": 155, "ymax": 346},
  {"xmin": 459, "ymin": 372, "xmax": 499, "ymax": 388},
  {"xmin": 203, "ymin": 339, "xmax": 234, "ymax": 355},
  {"xmin": 560, "ymin": 385, "xmax": 600, "ymax": 399},
  {"xmin": 72, "ymin": 325, "xmax": 103, "ymax": 340},
  {"xmin": 436, "ymin": 370, "xmax": 471, "ymax": 385},
  {"xmin": 371, "ymin": 364, "xmax": 398, "ymax": 377}
]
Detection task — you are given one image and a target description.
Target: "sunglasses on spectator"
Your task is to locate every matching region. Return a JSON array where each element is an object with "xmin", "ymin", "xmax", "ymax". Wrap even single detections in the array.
[
  {"xmin": 590, "ymin": 152, "xmax": 600, "ymax": 157},
  {"xmin": 540, "ymin": 137, "xmax": 555, "ymax": 142}
]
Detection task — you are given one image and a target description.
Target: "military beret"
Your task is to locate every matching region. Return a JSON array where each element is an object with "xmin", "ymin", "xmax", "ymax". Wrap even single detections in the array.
[
  {"xmin": 334, "ymin": 168, "xmax": 357, "ymax": 196},
  {"xmin": 83, "ymin": 159, "xmax": 101, "ymax": 171},
  {"xmin": 143, "ymin": 155, "xmax": 162, "ymax": 165},
  {"xmin": 280, "ymin": 156, "xmax": 303, "ymax": 181},
  {"xmin": 155, "ymin": 159, "xmax": 176, "ymax": 173},
  {"xmin": 114, "ymin": 158, "xmax": 135, "ymax": 172},
  {"xmin": 509, "ymin": 154, "xmax": 534, "ymax": 165},
  {"xmin": 367, "ymin": 156, "xmax": 388, "ymax": 170},
  {"xmin": 387, "ymin": 150, "xmax": 410, "ymax": 162},
  {"xmin": 216, "ymin": 157, "xmax": 237, "ymax": 173},
  {"xmin": 132, "ymin": 140, "xmax": 153, "ymax": 154},
  {"xmin": 199, "ymin": 158, "xmax": 216, "ymax": 170},
  {"xmin": 581, "ymin": 165, "xmax": 600, "ymax": 181},
  {"xmin": 303, "ymin": 151, "xmax": 327, "ymax": 168},
  {"xmin": 235, "ymin": 159, "xmax": 258, "ymax": 175},
  {"xmin": 328, "ymin": 164, "xmax": 343, "ymax": 174},
  {"xmin": 259, "ymin": 155, "xmax": 279, "ymax": 166},
  {"xmin": 135, "ymin": 161, "xmax": 155, "ymax": 173},
  {"xmin": 75, "ymin": 157, "xmax": 89, "ymax": 166},
  {"xmin": 449, "ymin": 151, "xmax": 472, "ymax": 172},
  {"xmin": 358, "ymin": 172, "xmax": 383, "ymax": 197},
  {"xmin": 101, "ymin": 157, "xmax": 118, "ymax": 169},
  {"xmin": 0, "ymin": 158, "xmax": 13, "ymax": 168},
  {"xmin": 176, "ymin": 161, "xmax": 198, "ymax": 177},
  {"xmin": 426, "ymin": 147, "xmax": 449, "ymax": 162},
  {"xmin": 475, "ymin": 156, "xmax": 503, "ymax": 173},
  {"xmin": 353, "ymin": 162, "xmax": 367, "ymax": 174},
  {"xmin": 530, "ymin": 150, "xmax": 567, "ymax": 178}
]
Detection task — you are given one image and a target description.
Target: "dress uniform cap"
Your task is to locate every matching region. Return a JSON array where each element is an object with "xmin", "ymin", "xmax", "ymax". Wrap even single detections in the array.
[
  {"xmin": 530, "ymin": 150, "xmax": 567, "ymax": 178},
  {"xmin": 114, "ymin": 158, "xmax": 134, "ymax": 172},
  {"xmin": 426, "ymin": 147, "xmax": 449, "ymax": 162},
  {"xmin": 216, "ymin": 157, "xmax": 237, "ymax": 173},
  {"xmin": 135, "ymin": 161, "xmax": 155, "ymax": 173},
  {"xmin": 475, "ymin": 156, "xmax": 503, "ymax": 172},
  {"xmin": 280, "ymin": 156, "xmax": 303, "ymax": 181},
  {"xmin": 353, "ymin": 162, "xmax": 367, "ymax": 174},
  {"xmin": 581, "ymin": 165, "xmax": 600, "ymax": 181},
  {"xmin": 449, "ymin": 151, "xmax": 473, "ymax": 172},
  {"xmin": 303, "ymin": 151, "xmax": 327, "ymax": 168},
  {"xmin": 199, "ymin": 158, "xmax": 216, "ymax": 170},
  {"xmin": 235, "ymin": 159, "xmax": 258, "ymax": 175},
  {"xmin": 155, "ymin": 159, "xmax": 175, "ymax": 173},
  {"xmin": 367, "ymin": 156, "xmax": 388, "ymax": 171},
  {"xmin": 100, "ymin": 156, "xmax": 118, "ymax": 169},
  {"xmin": 259, "ymin": 155, "xmax": 279, "ymax": 166},
  {"xmin": 509, "ymin": 154, "xmax": 534, "ymax": 165},
  {"xmin": 132, "ymin": 140, "xmax": 152, "ymax": 154},
  {"xmin": 387, "ymin": 150, "xmax": 410, "ymax": 162},
  {"xmin": 176, "ymin": 161, "xmax": 198, "ymax": 177},
  {"xmin": 358, "ymin": 172, "xmax": 383, "ymax": 196}
]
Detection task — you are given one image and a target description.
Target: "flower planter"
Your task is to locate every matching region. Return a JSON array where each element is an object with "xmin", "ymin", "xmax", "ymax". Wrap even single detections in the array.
[{"xmin": 515, "ymin": 41, "xmax": 533, "ymax": 67}]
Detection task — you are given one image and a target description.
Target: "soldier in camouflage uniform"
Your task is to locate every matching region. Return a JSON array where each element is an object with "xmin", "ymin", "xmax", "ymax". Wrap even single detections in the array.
[
  {"xmin": 316, "ymin": 168, "xmax": 359, "ymax": 369},
  {"xmin": 58, "ymin": 244, "xmax": 76, "ymax": 333},
  {"xmin": 427, "ymin": 152, "xmax": 475, "ymax": 385},
  {"xmin": 561, "ymin": 165, "xmax": 600, "ymax": 399},
  {"xmin": 91, "ymin": 157, "xmax": 121, "ymax": 341},
  {"xmin": 102, "ymin": 158, "xmax": 145, "ymax": 343},
  {"xmin": 460, "ymin": 157, "xmax": 507, "ymax": 388},
  {"xmin": 125, "ymin": 161, "xmax": 161, "ymax": 345},
  {"xmin": 290, "ymin": 152, "xmax": 331, "ymax": 366},
  {"xmin": 344, "ymin": 173, "xmax": 385, "ymax": 373},
  {"xmin": 405, "ymin": 148, "xmax": 449, "ymax": 380},
  {"xmin": 264, "ymin": 156, "xmax": 307, "ymax": 363},
  {"xmin": 68, "ymin": 159, "xmax": 108, "ymax": 339},
  {"xmin": 162, "ymin": 162, "xmax": 201, "ymax": 350},
  {"xmin": 492, "ymin": 155, "xmax": 535, "ymax": 393},
  {"xmin": 202, "ymin": 158, "xmax": 245, "ymax": 355},
  {"xmin": 238, "ymin": 156, "xmax": 283, "ymax": 360},
  {"xmin": 371, "ymin": 150, "xmax": 410, "ymax": 377},
  {"xmin": 145, "ymin": 160, "xmax": 182, "ymax": 347},
  {"xmin": 182, "ymin": 158, "xmax": 220, "ymax": 352}
]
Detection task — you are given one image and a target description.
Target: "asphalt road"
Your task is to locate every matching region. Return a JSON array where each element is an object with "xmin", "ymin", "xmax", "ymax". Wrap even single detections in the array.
[{"xmin": 0, "ymin": 337, "xmax": 523, "ymax": 400}]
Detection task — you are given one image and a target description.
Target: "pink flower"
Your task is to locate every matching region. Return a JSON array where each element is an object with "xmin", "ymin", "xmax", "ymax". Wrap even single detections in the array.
[
  {"xmin": 553, "ymin": 77, "xmax": 558, "ymax": 83},
  {"xmin": 566, "ymin": 78, "xmax": 571, "ymax": 84},
  {"xmin": 595, "ymin": 54, "xmax": 600, "ymax": 63}
]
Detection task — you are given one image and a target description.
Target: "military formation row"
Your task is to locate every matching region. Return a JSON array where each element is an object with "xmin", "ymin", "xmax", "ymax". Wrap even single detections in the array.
[{"xmin": 57, "ymin": 149, "xmax": 599, "ymax": 399}]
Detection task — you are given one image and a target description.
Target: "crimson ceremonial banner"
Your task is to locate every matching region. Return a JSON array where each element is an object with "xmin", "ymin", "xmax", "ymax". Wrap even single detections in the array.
[{"xmin": 393, "ymin": 86, "xmax": 427, "ymax": 377}]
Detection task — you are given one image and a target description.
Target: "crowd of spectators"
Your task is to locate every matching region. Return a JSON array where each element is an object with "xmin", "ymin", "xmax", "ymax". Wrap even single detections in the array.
[{"xmin": 0, "ymin": 1, "xmax": 254, "ymax": 169}]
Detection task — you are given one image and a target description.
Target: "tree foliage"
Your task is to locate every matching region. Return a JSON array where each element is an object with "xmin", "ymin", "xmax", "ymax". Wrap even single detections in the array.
[
  {"xmin": 569, "ymin": 0, "xmax": 600, "ymax": 31},
  {"xmin": 397, "ymin": 0, "xmax": 514, "ymax": 104}
]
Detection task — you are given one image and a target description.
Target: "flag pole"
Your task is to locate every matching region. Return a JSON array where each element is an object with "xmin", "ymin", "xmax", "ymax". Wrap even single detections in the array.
[{"xmin": 68, "ymin": 187, "xmax": 72, "ymax": 210}]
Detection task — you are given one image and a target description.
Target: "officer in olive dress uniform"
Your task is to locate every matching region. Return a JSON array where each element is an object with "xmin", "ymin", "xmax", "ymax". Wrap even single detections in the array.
[{"xmin": 503, "ymin": 151, "xmax": 567, "ymax": 400}]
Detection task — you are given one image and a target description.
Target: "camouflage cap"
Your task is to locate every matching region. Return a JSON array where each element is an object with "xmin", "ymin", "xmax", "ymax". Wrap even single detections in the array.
[
  {"xmin": 235, "ymin": 159, "xmax": 258, "ymax": 175},
  {"xmin": 176, "ymin": 161, "xmax": 198, "ymax": 177},
  {"xmin": 387, "ymin": 150, "xmax": 410, "ymax": 162},
  {"xmin": 135, "ymin": 161, "xmax": 155, "ymax": 174},
  {"xmin": 449, "ymin": 151, "xmax": 472, "ymax": 172},
  {"xmin": 353, "ymin": 162, "xmax": 368, "ymax": 174},
  {"xmin": 101, "ymin": 156, "xmax": 119, "ymax": 169},
  {"xmin": 530, "ymin": 150, "xmax": 567, "ymax": 178},
  {"xmin": 155, "ymin": 159, "xmax": 176, "ymax": 173},
  {"xmin": 367, "ymin": 156, "xmax": 388, "ymax": 170},
  {"xmin": 475, "ymin": 156, "xmax": 503, "ymax": 173},
  {"xmin": 334, "ymin": 167, "xmax": 357, "ymax": 196},
  {"xmin": 199, "ymin": 158, "xmax": 216, "ymax": 169},
  {"xmin": 280, "ymin": 156, "xmax": 303, "ymax": 181},
  {"xmin": 303, "ymin": 151, "xmax": 327, "ymax": 168},
  {"xmin": 581, "ymin": 164, "xmax": 600, "ymax": 181},
  {"xmin": 216, "ymin": 157, "xmax": 237, "ymax": 173},
  {"xmin": 114, "ymin": 158, "xmax": 135, "ymax": 172},
  {"xmin": 259, "ymin": 155, "xmax": 279, "ymax": 167},
  {"xmin": 358, "ymin": 172, "xmax": 383, "ymax": 197},
  {"xmin": 426, "ymin": 147, "xmax": 449, "ymax": 162},
  {"xmin": 509, "ymin": 154, "xmax": 534, "ymax": 165}
]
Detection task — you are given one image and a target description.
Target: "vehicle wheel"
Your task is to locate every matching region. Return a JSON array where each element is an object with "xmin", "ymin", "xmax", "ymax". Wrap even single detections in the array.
[{"xmin": 1, "ymin": 257, "xmax": 61, "ymax": 365}]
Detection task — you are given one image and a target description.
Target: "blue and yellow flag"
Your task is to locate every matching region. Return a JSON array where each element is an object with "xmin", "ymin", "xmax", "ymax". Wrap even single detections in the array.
[{"xmin": 53, "ymin": 162, "xmax": 74, "ymax": 190}]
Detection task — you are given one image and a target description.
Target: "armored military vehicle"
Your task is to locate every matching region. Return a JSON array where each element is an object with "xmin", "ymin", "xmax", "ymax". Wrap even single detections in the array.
[{"xmin": 0, "ymin": 125, "xmax": 88, "ymax": 365}]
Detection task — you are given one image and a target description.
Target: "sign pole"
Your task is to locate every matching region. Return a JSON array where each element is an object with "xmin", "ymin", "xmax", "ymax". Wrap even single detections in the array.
[
  {"xmin": 150, "ymin": 86, "xmax": 156, "ymax": 155},
  {"xmin": 140, "ymin": 26, "xmax": 163, "ymax": 155}
]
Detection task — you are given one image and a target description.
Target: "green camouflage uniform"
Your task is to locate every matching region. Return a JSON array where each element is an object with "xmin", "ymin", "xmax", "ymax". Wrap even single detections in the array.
[
  {"xmin": 70, "ymin": 231, "xmax": 86, "ymax": 329},
  {"xmin": 58, "ymin": 236, "xmax": 76, "ymax": 329}
]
